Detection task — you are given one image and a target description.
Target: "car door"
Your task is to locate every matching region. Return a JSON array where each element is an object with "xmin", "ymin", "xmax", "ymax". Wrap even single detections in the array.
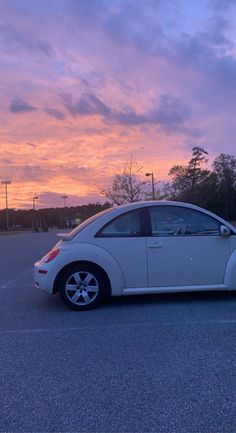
[
  {"xmin": 146, "ymin": 205, "xmax": 231, "ymax": 288},
  {"xmin": 94, "ymin": 208, "xmax": 147, "ymax": 288}
]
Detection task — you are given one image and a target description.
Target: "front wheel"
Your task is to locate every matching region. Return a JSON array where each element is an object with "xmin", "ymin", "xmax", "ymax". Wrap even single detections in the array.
[{"xmin": 59, "ymin": 263, "xmax": 107, "ymax": 311}]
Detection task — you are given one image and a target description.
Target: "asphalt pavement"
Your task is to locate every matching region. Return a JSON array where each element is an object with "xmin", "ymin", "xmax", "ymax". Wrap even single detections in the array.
[{"xmin": 0, "ymin": 232, "xmax": 236, "ymax": 433}]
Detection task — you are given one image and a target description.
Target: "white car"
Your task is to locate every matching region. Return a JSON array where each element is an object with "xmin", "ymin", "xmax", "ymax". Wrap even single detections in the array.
[{"xmin": 34, "ymin": 201, "xmax": 236, "ymax": 310}]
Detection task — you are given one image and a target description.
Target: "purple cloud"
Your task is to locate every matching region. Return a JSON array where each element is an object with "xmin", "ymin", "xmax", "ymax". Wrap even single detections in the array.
[
  {"xmin": 10, "ymin": 98, "xmax": 38, "ymax": 113},
  {"xmin": 111, "ymin": 108, "xmax": 146, "ymax": 126},
  {"xmin": 26, "ymin": 142, "xmax": 37, "ymax": 147},
  {"xmin": 150, "ymin": 95, "xmax": 191, "ymax": 131},
  {"xmin": 0, "ymin": 24, "xmax": 54, "ymax": 57},
  {"xmin": 44, "ymin": 108, "xmax": 66, "ymax": 120},
  {"xmin": 60, "ymin": 93, "xmax": 111, "ymax": 117},
  {"xmin": 60, "ymin": 90, "xmax": 190, "ymax": 131}
]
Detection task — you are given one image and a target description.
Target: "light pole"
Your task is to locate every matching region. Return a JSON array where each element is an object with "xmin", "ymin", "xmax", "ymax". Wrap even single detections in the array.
[
  {"xmin": 33, "ymin": 195, "xmax": 39, "ymax": 210},
  {"xmin": 145, "ymin": 172, "xmax": 155, "ymax": 199},
  {"xmin": 1, "ymin": 180, "xmax": 12, "ymax": 230},
  {"xmin": 32, "ymin": 195, "xmax": 39, "ymax": 231},
  {"xmin": 61, "ymin": 195, "xmax": 68, "ymax": 208},
  {"xmin": 61, "ymin": 195, "xmax": 68, "ymax": 227}
]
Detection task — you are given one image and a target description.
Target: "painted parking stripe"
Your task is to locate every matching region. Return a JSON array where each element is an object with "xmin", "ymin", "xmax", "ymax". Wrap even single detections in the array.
[{"xmin": 0, "ymin": 319, "xmax": 236, "ymax": 335}]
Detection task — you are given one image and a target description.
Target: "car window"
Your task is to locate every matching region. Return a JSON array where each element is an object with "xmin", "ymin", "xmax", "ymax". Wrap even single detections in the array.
[
  {"xmin": 97, "ymin": 209, "xmax": 142, "ymax": 237},
  {"xmin": 149, "ymin": 206, "xmax": 220, "ymax": 236},
  {"xmin": 63, "ymin": 208, "xmax": 113, "ymax": 240}
]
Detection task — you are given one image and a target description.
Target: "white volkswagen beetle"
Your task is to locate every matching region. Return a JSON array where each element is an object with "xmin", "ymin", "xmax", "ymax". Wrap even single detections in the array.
[{"xmin": 34, "ymin": 201, "xmax": 236, "ymax": 310}]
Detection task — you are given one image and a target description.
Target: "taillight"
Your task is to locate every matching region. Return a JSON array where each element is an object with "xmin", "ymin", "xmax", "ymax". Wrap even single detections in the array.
[{"xmin": 42, "ymin": 248, "xmax": 60, "ymax": 263}]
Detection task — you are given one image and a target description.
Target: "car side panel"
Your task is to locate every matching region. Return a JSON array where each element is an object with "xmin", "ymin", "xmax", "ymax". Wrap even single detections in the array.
[{"xmin": 91, "ymin": 237, "xmax": 147, "ymax": 288}]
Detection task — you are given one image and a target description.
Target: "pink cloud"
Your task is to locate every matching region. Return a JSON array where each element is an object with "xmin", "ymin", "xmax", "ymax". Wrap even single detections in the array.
[{"xmin": 1, "ymin": 0, "xmax": 236, "ymax": 208}]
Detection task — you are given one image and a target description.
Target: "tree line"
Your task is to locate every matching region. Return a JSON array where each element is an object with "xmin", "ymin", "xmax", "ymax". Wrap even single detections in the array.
[
  {"xmin": 1, "ymin": 147, "xmax": 236, "ymax": 230},
  {"xmin": 103, "ymin": 147, "xmax": 236, "ymax": 221},
  {"xmin": 0, "ymin": 203, "xmax": 110, "ymax": 231}
]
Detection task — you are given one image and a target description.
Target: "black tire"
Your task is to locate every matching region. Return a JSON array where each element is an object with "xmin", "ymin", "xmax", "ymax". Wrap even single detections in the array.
[{"xmin": 58, "ymin": 263, "xmax": 107, "ymax": 311}]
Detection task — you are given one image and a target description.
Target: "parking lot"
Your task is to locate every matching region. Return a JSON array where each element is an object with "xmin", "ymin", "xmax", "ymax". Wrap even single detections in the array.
[{"xmin": 0, "ymin": 232, "xmax": 236, "ymax": 433}]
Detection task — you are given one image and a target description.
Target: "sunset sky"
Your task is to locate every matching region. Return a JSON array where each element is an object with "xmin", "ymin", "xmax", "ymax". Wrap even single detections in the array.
[{"xmin": 1, "ymin": 0, "xmax": 236, "ymax": 209}]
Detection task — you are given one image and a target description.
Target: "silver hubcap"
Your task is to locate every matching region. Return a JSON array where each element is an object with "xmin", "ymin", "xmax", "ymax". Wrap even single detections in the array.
[{"xmin": 65, "ymin": 271, "xmax": 99, "ymax": 306}]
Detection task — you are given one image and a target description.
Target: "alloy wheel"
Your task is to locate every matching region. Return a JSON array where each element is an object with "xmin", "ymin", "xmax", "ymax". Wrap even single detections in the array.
[{"xmin": 65, "ymin": 271, "xmax": 99, "ymax": 306}]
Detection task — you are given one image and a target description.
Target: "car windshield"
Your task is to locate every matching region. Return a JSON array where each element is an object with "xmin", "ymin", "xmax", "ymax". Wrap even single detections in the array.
[{"xmin": 60, "ymin": 208, "xmax": 113, "ymax": 240}]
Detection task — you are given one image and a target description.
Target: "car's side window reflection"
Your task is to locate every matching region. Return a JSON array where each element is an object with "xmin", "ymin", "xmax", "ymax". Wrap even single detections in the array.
[
  {"xmin": 149, "ymin": 206, "xmax": 220, "ymax": 236},
  {"xmin": 97, "ymin": 209, "xmax": 142, "ymax": 237}
]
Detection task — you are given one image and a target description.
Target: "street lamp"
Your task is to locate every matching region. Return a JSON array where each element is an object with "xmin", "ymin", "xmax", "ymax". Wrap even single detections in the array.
[
  {"xmin": 32, "ymin": 195, "xmax": 39, "ymax": 231},
  {"xmin": 145, "ymin": 172, "xmax": 155, "ymax": 199},
  {"xmin": 33, "ymin": 195, "xmax": 39, "ymax": 210},
  {"xmin": 61, "ymin": 195, "xmax": 68, "ymax": 227},
  {"xmin": 1, "ymin": 180, "xmax": 12, "ymax": 230},
  {"xmin": 61, "ymin": 195, "xmax": 68, "ymax": 208}
]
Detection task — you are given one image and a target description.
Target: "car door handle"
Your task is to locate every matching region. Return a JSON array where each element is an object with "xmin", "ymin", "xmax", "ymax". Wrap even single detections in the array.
[{"xmin": 148, "ymin": 242, "xmax": 163, "ymax": 248}]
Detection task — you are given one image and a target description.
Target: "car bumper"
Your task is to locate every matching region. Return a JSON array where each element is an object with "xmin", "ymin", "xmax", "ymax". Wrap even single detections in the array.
[{"xmin": 34, "ymin": 261, "xmax": 56, "ymax": 294}]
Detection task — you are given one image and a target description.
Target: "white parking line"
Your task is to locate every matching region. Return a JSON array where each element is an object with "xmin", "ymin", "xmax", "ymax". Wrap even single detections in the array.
[
  {"xmin": 0, "ymin": 269, "xmax": 32, "ymax": 289},
  {"xmin": 0, "ymin": 319, "xmax": 236, "ymax": 335}
]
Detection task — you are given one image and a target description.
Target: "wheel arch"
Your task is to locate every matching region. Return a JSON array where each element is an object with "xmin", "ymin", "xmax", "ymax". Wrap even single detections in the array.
[
  {"xmin": 224, "ymin": 249, "xmax": 236, "ymax": 290},
  {"xmin": 53, "ymin": 260, "xmax": 111, "ymax": 296}
]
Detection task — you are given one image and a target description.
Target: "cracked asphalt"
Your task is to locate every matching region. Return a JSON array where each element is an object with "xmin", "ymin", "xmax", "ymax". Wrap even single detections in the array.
[{"xmin": 0, "ymin": 232, "xmax": 236, "ymax": 433}]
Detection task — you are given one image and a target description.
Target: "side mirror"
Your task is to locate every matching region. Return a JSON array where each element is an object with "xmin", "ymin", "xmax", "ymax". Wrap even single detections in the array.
[{"xmin": 220, "ymin": 225, "xmax": 231, "ymax": 237}]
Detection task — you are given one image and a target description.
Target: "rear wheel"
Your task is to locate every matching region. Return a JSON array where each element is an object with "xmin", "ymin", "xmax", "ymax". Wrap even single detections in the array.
[{"xmin": 59, "ymin": 263, "xmax": 107, "ymax": 310}]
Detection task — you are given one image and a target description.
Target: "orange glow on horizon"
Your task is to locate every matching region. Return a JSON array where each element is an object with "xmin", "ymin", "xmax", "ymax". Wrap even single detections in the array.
[{"xmin": 1, "ymin": 0, "xmax": 233, "ymax": 209}]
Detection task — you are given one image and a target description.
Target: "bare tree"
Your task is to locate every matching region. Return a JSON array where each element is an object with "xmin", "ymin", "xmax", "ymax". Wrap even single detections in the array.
[{"xmin": 102, "ymin": 158, "xmax": 147, "ymax": 205}]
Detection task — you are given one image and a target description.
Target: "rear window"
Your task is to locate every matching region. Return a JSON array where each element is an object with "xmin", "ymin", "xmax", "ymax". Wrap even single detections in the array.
[{"xmin": 61, "ymin": 208, "xmax": 113, "ymax": 240}]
